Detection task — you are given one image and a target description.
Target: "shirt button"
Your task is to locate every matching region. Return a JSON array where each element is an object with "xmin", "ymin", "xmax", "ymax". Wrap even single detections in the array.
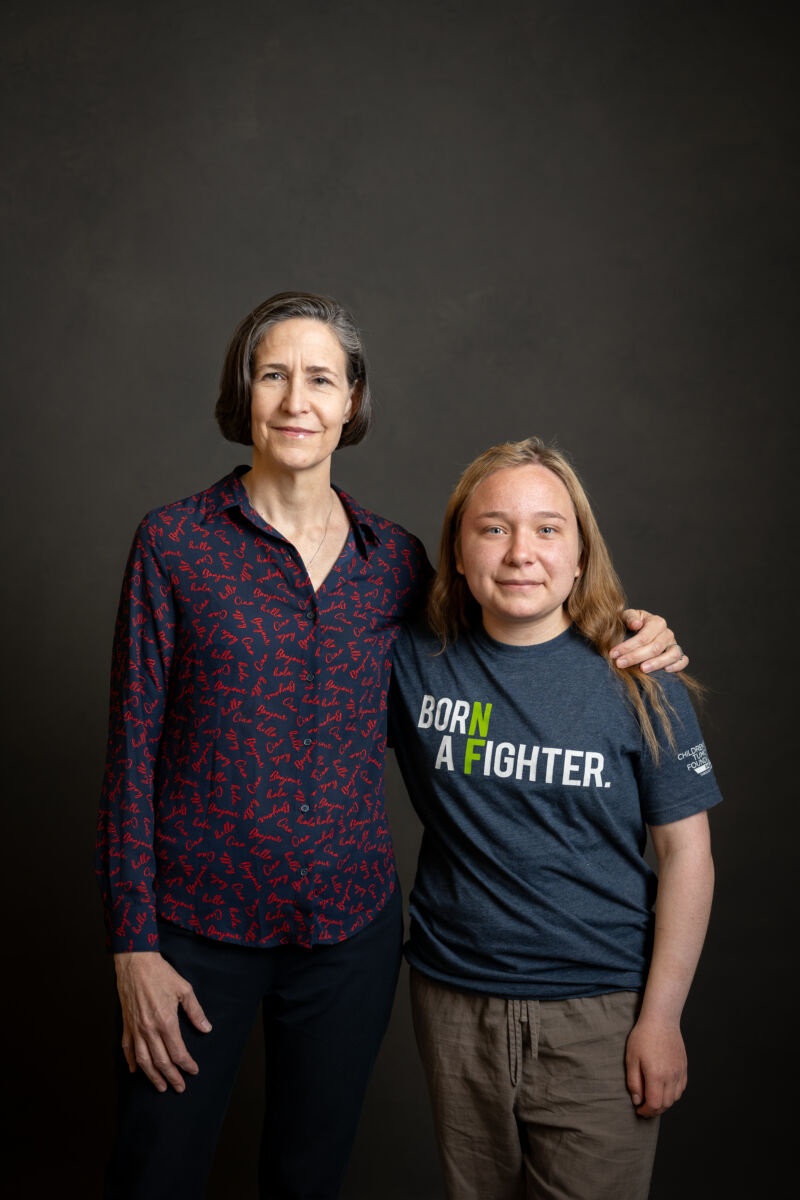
[
  {"xmin": 300, "ymin": 867, "xmax": 309, "ymax": 877},
  {"xmin": 300, "ymin": 804, "xmax": 309, "ymax": 812},
  {"xmin": 303, "ymin": 737, "xmax": 312, "ymax": 746}
]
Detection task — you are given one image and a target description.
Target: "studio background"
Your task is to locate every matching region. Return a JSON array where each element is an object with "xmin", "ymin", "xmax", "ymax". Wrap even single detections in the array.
[{"xmin": 3, "ymin": 2, "xmax": 794, "ymax": 1196}]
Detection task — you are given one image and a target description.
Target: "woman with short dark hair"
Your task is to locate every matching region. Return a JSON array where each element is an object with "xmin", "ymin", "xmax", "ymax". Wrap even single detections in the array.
[
  {"xmin": 215, "ymin": 291, "xmax": 374, "ymax": 447},
  {"xmin": 97, "ymin": 298, "xmax": 686, "ymax": 1199}
]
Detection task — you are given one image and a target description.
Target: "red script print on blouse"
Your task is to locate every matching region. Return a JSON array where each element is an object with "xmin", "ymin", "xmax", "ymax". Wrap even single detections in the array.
[{"xmin": 96, "ymin": 468, "xmax": 429, "ymax": 952}]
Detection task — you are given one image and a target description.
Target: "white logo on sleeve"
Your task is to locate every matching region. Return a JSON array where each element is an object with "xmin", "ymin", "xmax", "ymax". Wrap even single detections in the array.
[{"xmin": 677, "ymin": 741, "xmax": 712, "ymax": 776}]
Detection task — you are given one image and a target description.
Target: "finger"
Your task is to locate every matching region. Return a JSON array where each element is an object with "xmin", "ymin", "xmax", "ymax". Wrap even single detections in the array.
[
  {"xmin": 626, "ymin": 1057, "xmax": 644, "ymax": 1108},
  {"xmin": 121, "ymin": 1030, "xmax": 136, "ymax": 1074},
  {"xmin": 664, "ymin": 652, "xmax": 690, "ymax": 674},
  {"xmin": 178, "ymin": 984, "xmax": 213, "ymax": 1035},
  {"xmin": 641, "ymin": 645, "xmax": 688, "ymax": 674},
  {"xmin": 161, "ymin": 1022, "xmax": 200, "ymax": 1077},
  {"xmin": 623, "ymin": 611, "xmax": 667, "ymax": 642},
  {"xmin": 145, "ymin": 1028, "xmax": 192, "ymax": 1093},
  {"xmin": 614, "ymin": 640, "xmax": 667, "ymax": 669},
  {"xmin": 140, "ymin": 999, "xmax": 200, "ymax": 1080},
  {"xmin": 662, "ymin": 1067, "xmax": 688, "ymax": 1111},
  {"xmin": 611, "ymin": 616, "xmax": 669, "ymax": 664},
  {"xmin": 647, "ymin": 1086, "xmax": 679, "ymax": 1115},
  {"xmin": 637, "ymin": 1078, "xmax": 665, "ymax": 1118},
  {"xmin": 133, "ymin": 1034, "xmax": 170, "ymax": 1094},
  {"xmin": 621, "ymin": 608, "xmax": 645, "ymax": 631},
  {"xmin": 614, "ymin": 627, "xmax": 676, "ymax": 670}
]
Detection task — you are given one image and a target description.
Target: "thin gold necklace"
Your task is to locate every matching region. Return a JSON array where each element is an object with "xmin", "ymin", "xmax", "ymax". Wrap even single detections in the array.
[{"xmin": 305, "ymin": 489, "xmax": 335, "ymax": 567}]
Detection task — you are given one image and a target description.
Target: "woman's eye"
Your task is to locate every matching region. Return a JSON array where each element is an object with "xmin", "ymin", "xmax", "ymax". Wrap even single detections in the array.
[
  {"xmin": 539, "ymin": 526, "xmax": 557, "ymax": 535},
  {"xmin": 313, "ymin": 376, "xmax": 331, "ymax": 386},
  {"xmin": 484, "ymin": 525, "xmax": 506, "ymax": 535}
]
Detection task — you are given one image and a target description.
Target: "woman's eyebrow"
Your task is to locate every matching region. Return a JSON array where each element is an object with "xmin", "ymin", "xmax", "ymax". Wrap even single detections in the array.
[
  {"xmin": 304, "ymin": 363, "xmax": 340, "ymax": 377},
  {"xmin": 252, "ymin": 359, "xmax": 341, "ymax": 378},
  {"xmin": 473, "ymin": 509, "xmax": 567, "ymax": 520}
]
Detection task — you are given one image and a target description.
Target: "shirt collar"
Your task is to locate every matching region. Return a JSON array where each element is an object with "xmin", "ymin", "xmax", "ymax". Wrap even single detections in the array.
[{"xmin": 202, "ymin": 466, "xmax": 383, "ymax": 553}]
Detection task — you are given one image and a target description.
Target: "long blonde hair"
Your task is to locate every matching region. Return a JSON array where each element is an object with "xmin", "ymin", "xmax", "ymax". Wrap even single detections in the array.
[{"xmin": 427, "ymin": 437, "xmax": 700, "ymax": 760}]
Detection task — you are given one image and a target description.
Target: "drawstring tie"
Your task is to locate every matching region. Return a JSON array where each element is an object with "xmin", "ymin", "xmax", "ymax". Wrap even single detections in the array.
[{"xmin": 507, "ymin": 998, "xmax": 537, "ymax": 1086}]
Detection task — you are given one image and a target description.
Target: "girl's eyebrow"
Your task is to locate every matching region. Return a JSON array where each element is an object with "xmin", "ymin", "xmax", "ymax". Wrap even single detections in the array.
[{"xmin": 473, "ymin": 509, "xmax": 567, "ymax": 521}]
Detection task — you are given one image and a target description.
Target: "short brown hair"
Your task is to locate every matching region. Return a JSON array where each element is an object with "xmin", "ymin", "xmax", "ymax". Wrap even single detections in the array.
[{"xmin": 215, "ymin": 291, "xmax": 373, "ymax": 447}]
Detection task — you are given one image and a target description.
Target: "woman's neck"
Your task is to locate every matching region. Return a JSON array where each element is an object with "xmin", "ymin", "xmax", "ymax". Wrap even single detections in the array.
[{"xmin": 241, "ymin": 459, "xmax": 334, "ymax": 541}]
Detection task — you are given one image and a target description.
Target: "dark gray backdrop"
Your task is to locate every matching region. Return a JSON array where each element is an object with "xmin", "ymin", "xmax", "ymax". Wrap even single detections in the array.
[{"xmin": 3, "ymin": 1, "xmax": 795, "ymax": 1195}]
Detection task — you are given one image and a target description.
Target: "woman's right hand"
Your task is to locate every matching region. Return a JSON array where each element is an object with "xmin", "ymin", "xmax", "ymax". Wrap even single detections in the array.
[{"xmin": 114, "ymin": 951, "xmax": 212, "ymax": 1093}]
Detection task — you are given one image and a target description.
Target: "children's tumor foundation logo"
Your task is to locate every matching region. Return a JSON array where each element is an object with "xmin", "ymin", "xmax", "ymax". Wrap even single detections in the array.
[{"xmin": 677, "ymin": 741, "xmax": 712, "ymax": 776}]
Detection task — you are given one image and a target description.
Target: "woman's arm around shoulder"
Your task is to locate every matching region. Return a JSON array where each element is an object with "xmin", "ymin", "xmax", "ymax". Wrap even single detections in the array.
[{"xmin": 613, "ymin": 609, "xmax": 689, "ymax": 674}]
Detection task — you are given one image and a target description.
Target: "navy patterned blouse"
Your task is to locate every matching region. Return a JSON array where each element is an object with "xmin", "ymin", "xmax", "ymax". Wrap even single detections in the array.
[{"xmin": 96, "ymin": 467, "xmax": 430, "ymax": 952}]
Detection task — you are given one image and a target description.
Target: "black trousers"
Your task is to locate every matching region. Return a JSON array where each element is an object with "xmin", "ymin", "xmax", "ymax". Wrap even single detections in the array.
[{"xmin": 104, "ymin": 890, "xmax": 403, "ymax": 1200}]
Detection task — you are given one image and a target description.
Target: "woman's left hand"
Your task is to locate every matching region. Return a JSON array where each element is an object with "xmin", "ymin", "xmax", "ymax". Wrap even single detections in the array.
[{"xmin": 611, "ymin": 610, "xmax": 688, "ymax": 674}]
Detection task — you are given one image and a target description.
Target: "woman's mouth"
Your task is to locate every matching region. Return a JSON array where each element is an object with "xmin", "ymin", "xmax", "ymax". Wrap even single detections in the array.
[{"xmin": 272, "ymin": 426, "xmax": 318, "ymax": 438}]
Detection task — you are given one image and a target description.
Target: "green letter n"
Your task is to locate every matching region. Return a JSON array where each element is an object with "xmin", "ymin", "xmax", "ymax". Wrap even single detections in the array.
[{"xmin": 468, "ymin": 702, "xmax": 492, "ymax": 737}]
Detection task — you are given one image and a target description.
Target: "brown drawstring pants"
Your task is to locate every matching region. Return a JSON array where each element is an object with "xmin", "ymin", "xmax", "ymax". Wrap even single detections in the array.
[{"xmin": 410, "ymin": 970, "xmax": 660, "ymax": 1200}]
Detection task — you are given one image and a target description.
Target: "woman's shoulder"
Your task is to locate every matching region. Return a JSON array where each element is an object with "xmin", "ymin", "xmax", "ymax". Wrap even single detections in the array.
[
  {"xmin": 133, "ymin": 471, "xmax": 243, "ymax": 545},
  {"xmin": 335, "ymin": 489, "xmax": 433, "ymax": 588},
  {"xmin": 336, "ymin": 488, "xmax": 425, "ymax": 548}
]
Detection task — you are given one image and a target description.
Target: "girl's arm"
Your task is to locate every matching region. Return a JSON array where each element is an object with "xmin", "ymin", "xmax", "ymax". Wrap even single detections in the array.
[{"xmin": 625, "ymin": 811, "xmax": 714, "ymax": 1117}]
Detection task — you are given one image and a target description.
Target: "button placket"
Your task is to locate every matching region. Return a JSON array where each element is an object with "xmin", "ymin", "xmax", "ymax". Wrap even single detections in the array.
[{"xmin": 296, "ymin": 635, "xmax": 318, "ymax": 824}]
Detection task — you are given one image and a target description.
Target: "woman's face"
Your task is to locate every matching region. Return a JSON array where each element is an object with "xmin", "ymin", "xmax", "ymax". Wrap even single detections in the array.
[
  {"xmin": 456, "ymin": 464, "xmax": 583, "ymax": 645},
  {"xmin": 249, "ymin": 318, "xmax": 355, "ymax": 476}
]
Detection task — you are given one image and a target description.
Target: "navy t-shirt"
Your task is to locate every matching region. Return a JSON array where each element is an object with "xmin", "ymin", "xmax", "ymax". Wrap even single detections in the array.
[{"xmin": 389, "ymin": 621, "xmax": 722, "ymax": 999}]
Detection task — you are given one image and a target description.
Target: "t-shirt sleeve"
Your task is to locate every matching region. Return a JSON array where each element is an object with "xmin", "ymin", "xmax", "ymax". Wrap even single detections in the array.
[{"xmin": 634, "ymin": 676, "xmax": 723, "ymax": 826}]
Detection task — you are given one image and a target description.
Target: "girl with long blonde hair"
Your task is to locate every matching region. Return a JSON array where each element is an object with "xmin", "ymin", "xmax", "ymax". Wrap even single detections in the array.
[
  {"xmin": 428, "ymin": 436, "xmax": 701, "ymax": 760},
  {"xmin": 389, "ymin": 437, "xmax": 720, "ymax": 1200}
]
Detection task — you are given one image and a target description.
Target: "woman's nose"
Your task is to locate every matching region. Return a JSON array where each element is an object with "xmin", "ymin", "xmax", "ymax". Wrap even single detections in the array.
[{"xmin": 281, "ymin": 377, "xmax": 309, "ymax": 412}]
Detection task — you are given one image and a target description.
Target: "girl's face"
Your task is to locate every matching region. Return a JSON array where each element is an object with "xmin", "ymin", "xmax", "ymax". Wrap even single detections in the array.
[
  {"xmin": 249, "ymin": 318, "xmax": 355, "ymax": 476},
  {"xmin": 456, "ymin": 464, "xmax": 583, "ymax": 645}
]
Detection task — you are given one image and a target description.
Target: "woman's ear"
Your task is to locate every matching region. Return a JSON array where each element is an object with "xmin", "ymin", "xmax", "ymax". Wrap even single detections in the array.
[{"xmin": 344, "ymin": 380, "xmax": 362, "ymax": 424}]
